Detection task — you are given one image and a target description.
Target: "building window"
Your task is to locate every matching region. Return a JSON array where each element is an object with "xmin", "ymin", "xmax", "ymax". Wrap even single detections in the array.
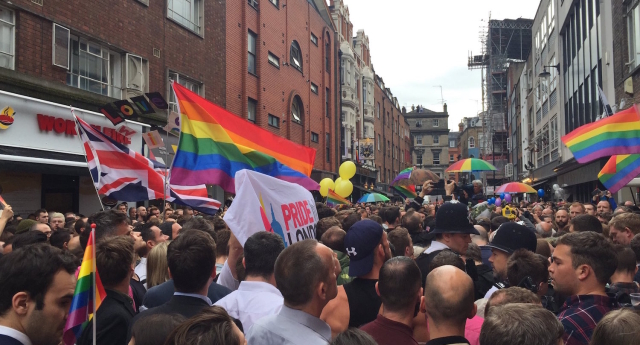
[
  {"xmin": 326, "ymin": 88, "xmax": 330, "ymax": 118},
  {"xmin": 326, "ymin": 133, "xmax": 331, "ymax": 163},
  {"xmin": 628, "ymin": 4, "xmax": 640, "ymax": 72},
  {"xmin": 433, "ymin": 153, "xmax": 440, "ymax": 165},
  {"xmin": 267, "ymin": 52, "xmax": 279, "ymax": 68},
  {"xmin": 450, "ymin": 154, "xmax": 455, "ymax": 162},
  {"xmin": 248, "ymin": 31, "xmax": 257, "ymax": 74},
  {"xmin": 67, "ymin": 35, "xmax": 127, "ymax": 98},
  {"xmin": 325, "ymin": 36, "xmax": 331, "ymax": 73},
  {"xmin": 311, "ymin": 33, "xmax": 318, "ymax": 46},
  {"xmin": 248, "ymin": 97, "xmax": 257, "ymax": 122},
  {"xmin": 290, "ymin": 40, "xmax": 302, "ymax": 71},
  {"xmin": 169, "ymin": 71, "xmax": 202, "ymax": 112},
  {"xmin": 433, "ymin": 135, "xmax": 439, "ymax": 144},
  {"xmin": 311, "ymin": 132, "xmax": 319, "ymax": 143},
  {"xmin": 291, "ymin": 95, "xmax": 303, "ymax": 124},
  {"xmin": 416, "ymin": 154, "xmax": 423, "ymax": 166},
  {"xmin": 376, "ymin": 102, "xmax": 380, "ymax": 118},
  {"xmin": 168, "ymin": 0, "xmax": 203, "ymax": 35},
  {"xmin": 248, "ymin": 0, "xmax": 258, "ymax": 8},
  {"xmin": 52, "ymin": 24, "xmax": 70, "ymax": 69},
  {"xmin": 416, "ymin": 120, "xmax": 422, "ymax": 127},
  {"xmin": 363, "ymin": 82, "xmax": 367, "ymax": 104},
  {"xmin": 433, "ymin": 119, "xmax": 439, "ymax": 127},
  {"xmin": 269, "ymin": 0, "xmax": 278, "ymax": 8},
  {"xmin": 378, "ymin": 134, "xmax": 381, "ymax": 150},
  {"xmin": 449, "ymin": 139, "xmax": 456, "ymax": 148},
  {"xmin": 468, "ymin": 137, "xmax": 475, "ymax": 148},
  {"xmin": 268, "ymin": 114, "xmax": 280, "ymax": 128},
  {"xmin": 311, "ymin": 83, "xmax": 318, "ymax": 94},
  {"xmin": 416, "ymin": 135, "xmax": 422, "ymax": 145},
  {"xmin": 0, "ymin": 6, "xmax": 14, "ymax": 70}
]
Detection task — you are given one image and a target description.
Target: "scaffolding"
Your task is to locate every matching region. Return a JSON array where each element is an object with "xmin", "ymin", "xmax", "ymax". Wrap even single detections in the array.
[{"xmin": 468, "ymin": 15, "xmax": 532, "ymax": 188}]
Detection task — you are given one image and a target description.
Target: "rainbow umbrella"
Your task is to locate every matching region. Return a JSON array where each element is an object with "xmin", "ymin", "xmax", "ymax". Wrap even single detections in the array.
[
  {"xmin": 494, "ymin": 182, "xmax": 537, "ymax": 194},
  {"xmin": 357, "ymin": 193, "xmax": 390, "ymax": 203},
  {"xmin": 445, "ymin": 158, "xmax": 497, "ymax": 172}
]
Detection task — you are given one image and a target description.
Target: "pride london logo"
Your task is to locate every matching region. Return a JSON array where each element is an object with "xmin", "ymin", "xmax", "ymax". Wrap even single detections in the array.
[{"xmin": 0, "ymin": 106, "xmax": 16, "ymax": 130}]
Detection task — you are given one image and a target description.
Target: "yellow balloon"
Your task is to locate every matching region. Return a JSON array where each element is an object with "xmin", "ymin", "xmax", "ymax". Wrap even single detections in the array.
[
  {"xmin": 339, "ymin": 161, "xmax": 357, "ymax": 180},
  {"xmin": 319, "ymin": 178, "xmax": 335, "ymax": 197},
  {"xmin": 335, "ymin": 180, "xmax": 354, "ymax": 198},
  {"xmin": 335, "ymin": 177, "xmax": 343, "ymax": 187}
]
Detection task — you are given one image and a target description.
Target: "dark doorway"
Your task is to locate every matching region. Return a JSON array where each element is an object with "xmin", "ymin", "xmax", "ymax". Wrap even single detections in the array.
[{"xmin": 42, "ymin": 174, "xmax": 79, "ymax": 213}]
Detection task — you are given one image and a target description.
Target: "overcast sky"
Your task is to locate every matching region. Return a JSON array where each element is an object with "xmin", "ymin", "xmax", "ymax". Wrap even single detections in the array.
[{"xmin": 342, "ymin": 0, "xmax": 541, "ymax": 131}]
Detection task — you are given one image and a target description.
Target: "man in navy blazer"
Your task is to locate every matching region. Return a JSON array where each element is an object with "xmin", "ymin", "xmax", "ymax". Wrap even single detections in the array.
[{"xmin": 134, "ymin": 230, "xmax": 230, "ymax": 323}]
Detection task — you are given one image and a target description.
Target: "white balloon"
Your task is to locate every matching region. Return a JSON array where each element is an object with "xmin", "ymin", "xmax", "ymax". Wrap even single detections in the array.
[{"xmin": 553, "ymin": 184, "xmax": 560, "ymax": 191}]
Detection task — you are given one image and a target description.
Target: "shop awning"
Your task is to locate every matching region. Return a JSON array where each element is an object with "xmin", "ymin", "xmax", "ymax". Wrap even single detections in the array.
[{"xmin": 531, "ymin": 179, "xmax": 549, "ymax": 188}]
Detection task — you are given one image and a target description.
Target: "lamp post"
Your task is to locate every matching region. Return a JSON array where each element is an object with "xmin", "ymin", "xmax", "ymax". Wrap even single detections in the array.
[{"xmin": 538, "ymin": 64, "xmax": 560, "ymax": 79}]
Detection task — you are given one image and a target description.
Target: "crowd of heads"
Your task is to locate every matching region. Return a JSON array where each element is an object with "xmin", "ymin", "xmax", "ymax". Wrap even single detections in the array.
[{"xmin": 2, "ymin": 190, "xmax": 640, "ymax": 345}]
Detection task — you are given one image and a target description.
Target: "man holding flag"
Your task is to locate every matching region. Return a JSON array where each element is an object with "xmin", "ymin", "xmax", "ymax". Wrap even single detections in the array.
[{"xmin": 0, "ymin": 244, "xmax": 77, "ymax": 345}]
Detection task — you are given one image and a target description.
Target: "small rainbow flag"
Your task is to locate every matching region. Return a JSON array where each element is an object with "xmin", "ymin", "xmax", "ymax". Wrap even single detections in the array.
[
  {"xmin": 170, "ymin": 82, "xmax": 320, "ymax": 193},
  {"xmin": 63, "ymin": 230, "xmax": 107, "ymax": 345},
  {"xmin": 562, "ymin": 106, "xmax": 640, "ymax": 163},
  {"xmin": 391, "ymin": 167, "xmax": 413, "ymax": 185},
  {"xmin": 327, "ymin": 189, "xmax": 350, "ymax": 207},
  {"xmin": 598, "ymin": 154, "xmax": 640, "ymax": 193},
  {"xmin": 0, "ymin": 195, "xmax": 7, "ymax": 207},
  {"xmin": 394, "ymin": 185, "xmax": 417, "ymax": 198}
]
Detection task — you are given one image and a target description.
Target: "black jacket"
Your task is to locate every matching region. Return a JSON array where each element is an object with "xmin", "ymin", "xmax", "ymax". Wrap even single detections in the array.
[
  {"xmin": 133, "ymin": 294, "xmax": 210, "ymax": 325},
  {"xmin": 141, "ymin": 279, "xmax": 231, "ymax": 309},
  {"xmin": 77, "ymin": 289, "xmax": 135, "ymax": 345},
  {"xmin": 474, "ymin": 264, "xmax": 495, "ymax": 300}
]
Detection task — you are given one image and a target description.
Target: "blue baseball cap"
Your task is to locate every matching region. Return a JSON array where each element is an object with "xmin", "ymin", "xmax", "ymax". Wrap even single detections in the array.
[{"xmin": 344, "ymin": 219, "xmax": 384, "ymax": 277}]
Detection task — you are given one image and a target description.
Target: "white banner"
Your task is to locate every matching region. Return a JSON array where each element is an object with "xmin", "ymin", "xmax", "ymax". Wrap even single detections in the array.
[{"xmin": 223, "ymin": 170, "xmax": 318, "ymax": 247}]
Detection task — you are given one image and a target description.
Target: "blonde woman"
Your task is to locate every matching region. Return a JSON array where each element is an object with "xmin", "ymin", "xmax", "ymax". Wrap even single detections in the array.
[{"xmin": 146, "ymin": 241, "xmax": 170, "ymax": 289}]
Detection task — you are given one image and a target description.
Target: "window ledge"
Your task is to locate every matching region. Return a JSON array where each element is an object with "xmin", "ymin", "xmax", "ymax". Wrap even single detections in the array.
[
  {"xmin": 269, "ymin": 1, "xmax": 279, "ymax": 9},
  {"xmin": 167, "ymin": 17, "xmax": 203, "ymax": 39},
  {"xmin": 269, "ymin": 124, "xmax": 280, "ymax": 129},
  {"xmin": 248, "ymin": 71, "xmax": 259, "ymax": 78},
  {"xmin": 292, "ymin": 120, "xmax": 303, "ymax": 126},
  {"xmin": 268, "ymin": 61, "xmax": 280, "ymax": 69}
]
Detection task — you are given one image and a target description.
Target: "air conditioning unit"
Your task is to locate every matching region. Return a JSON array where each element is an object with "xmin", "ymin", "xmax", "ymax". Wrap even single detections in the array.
[{"xmin": 505, "ymin": 163, "xmax": 514, "ymax": 178}]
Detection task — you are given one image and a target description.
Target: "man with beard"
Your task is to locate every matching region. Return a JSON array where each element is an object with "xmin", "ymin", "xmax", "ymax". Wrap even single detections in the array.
[
  {"xmin": 320, "ymin": 219, "xmax": 392, "ymax": 338},
  {"xmin": 135, "ymin": 223, "xmax": 169, "ymax": 288},
  {"xmin": 555, "ymin": 209, "xmax": 570, "ymax": 232},
  {"xmin": 484, "ymin": 223, "xmax": 538, "ymax": 299},
  {"xmin": 0, "ymin": 244, "xmax": 77, "ymax": 345},
  {"xmin": 414, "ymin": 202, "xmax": 480, "ymax": 284}
]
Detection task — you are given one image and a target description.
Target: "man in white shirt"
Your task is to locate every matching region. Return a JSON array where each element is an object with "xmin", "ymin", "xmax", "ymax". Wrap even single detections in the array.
[
  {"xmin": 215, "ymin": 231, "xmax": 285, "ymax": 331},
  {"xmin": 134, "ymin": 223, "xmax": 168, "ymax": 288}
]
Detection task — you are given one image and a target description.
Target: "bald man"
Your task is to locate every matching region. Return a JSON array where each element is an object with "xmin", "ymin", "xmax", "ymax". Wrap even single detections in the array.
[{"xmin": 420, "ymin": 265, "xmax": 476, "ymax": 344}]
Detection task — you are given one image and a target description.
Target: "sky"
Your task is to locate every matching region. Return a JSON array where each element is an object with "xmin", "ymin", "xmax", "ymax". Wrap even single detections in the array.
[{"xmin": 341, "ymin": 0, "xmax": 541, "ymax": 131}]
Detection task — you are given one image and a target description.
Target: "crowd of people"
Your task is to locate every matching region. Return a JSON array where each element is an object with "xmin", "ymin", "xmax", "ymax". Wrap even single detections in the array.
[{"xmin": 1, "ymin": 180, "xmax": 640, "ymax": 345}]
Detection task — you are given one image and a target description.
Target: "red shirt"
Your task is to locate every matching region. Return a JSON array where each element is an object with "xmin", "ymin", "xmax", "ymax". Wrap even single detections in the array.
[{"xmin": 360, "ymin": 314, "xmax": 419, "ymax": 345}]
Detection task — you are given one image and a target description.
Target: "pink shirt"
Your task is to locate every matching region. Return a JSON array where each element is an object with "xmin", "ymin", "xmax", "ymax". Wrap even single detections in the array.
[{"xmin": 464, "ymin": 315, "xmax": 483, "ymax": 345}]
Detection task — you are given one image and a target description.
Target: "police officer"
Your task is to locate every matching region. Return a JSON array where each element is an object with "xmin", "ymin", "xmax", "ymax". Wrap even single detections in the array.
[
  {"xmin": 484, "ymin": 222, "xmax": 538, "ymax": 299},
  {"xmin": 415, "ymin": 202, "xmax": 480, "ymax": 285}
]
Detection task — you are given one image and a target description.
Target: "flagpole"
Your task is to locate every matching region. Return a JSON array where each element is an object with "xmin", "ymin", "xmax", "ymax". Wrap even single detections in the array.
[
  {"xmin": 72, "ymin": 108, "xmax": 105, "ymax": 211},
  {"xmin": 91, "ymin": 224, "xmax": 97, "ymax": 345}
]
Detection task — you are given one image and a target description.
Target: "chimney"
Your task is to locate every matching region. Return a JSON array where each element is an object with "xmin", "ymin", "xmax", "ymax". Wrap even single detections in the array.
[
  {"xmin": 402, "ymin": 106, "xmax": 406, "ymax": 114},
  {"xmin": 443, "ymin": 103, "xmax": 448, "ymax": 113},
  {"xmin": 411, "ymin": 104, "xmax": 415, "ymax": 111},
  {"xmin": 458, "ymin": 121, "xmax": 463, "ymax": 132}
]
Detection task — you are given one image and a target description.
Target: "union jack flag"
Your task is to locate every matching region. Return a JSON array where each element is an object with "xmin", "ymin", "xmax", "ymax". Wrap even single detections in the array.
[{"xmin": 75, "ymin": 115, "xmax": 221, "ymax": 214}]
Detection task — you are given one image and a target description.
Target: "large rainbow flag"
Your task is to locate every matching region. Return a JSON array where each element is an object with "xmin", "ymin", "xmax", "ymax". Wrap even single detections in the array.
[
  {"xmin": 598, "ymin": 154, "xmax": 640, "ymax": 193},
  {"xmin": 63, "ymin": 230, "xmax": 106, "ymax": 345},
  {"xmin": 327, "ymin": 189, "xmax": 350, "ymax": 207},
  {"xmin": 562, "ymin": 106, "xmax": 640, "ymax": 163},
  {"xmin": 170, "ymin": 82, "xmax": 320, "ymax": 193}
]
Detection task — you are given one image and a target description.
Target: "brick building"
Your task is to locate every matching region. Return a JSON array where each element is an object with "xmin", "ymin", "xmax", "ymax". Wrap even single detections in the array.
[
  {"xmin": 0, "ymin": 0, "xmax": 229, "ymax": 214},
  {"xmin": 612, "ymin": 0, "xmax": 639, "ymax": 108},
  {"xmin": 227, "ymin": 0, "xmax": 338, "ymax": 181},
  {"xmin": 447, "ymin": 131, "xmax": 459, "ymax": 181}
]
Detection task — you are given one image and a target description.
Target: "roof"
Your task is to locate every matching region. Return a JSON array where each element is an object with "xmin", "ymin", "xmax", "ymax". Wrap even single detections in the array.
[{"xmin": 448, "ymin": 132, "xmax": 459, "ymax": 139}]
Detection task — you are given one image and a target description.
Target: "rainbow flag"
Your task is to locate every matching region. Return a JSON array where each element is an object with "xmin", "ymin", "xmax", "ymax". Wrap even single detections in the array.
[
  {"xmin": 394, "ymin": 185, "xmax": 417, "ymax": 198},
  {"xmin": 391, "ymin": 167, "xmax": 413, "ymax": 185},
  {"xmin": 63, "ymin": 230, "xmax": 106, "ymax": 345},
  {"xmin": 170, "ymin": 82, "xmax": 320, "ymax": 193},
  {"xmin": 562, "ymin": 106, "xmax": 640, "ymax": 163},
  {"xmin": 598, "ymin": 154, "xmax": 640, "ymax": 193},
  {"xmin": 327, "ymin": 189, "xmax": 350, "ymax": 207}
]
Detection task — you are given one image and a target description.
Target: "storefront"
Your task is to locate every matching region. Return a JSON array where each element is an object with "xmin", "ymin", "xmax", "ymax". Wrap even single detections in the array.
[
  {"xmin": 0, "ymin": 90, "xmax": 144, "ymax": 217},
  {"xmin": 555, "ymin": 158, "xmax": 608, "ymax": 203}
]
